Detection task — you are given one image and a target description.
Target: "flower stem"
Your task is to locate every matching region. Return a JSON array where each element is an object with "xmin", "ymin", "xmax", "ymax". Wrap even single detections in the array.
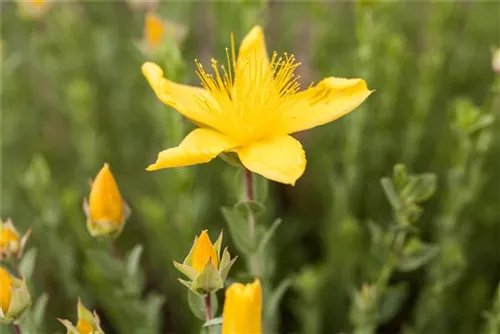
[
  {"xmin": 13, "ymin": 323, "xmax": 21, "ymax": 334},
  {"xmin": 244, "ymin": 169, "xmax": 261, "ymax": 277},
  {"xmin": 109, "ymin": 241, "xmax": 122, "ymax": 262},
  {"xmin": 204, "ymin": 294, "xmax": 212, "ymax": 321}
]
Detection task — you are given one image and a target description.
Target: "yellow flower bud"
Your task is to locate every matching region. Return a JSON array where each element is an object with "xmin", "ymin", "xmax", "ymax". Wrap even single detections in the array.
[
  {"xmin": 58, "ymin": 299, "xmax": 104, "ymax": 334},
  {"xmin": 0, "ymin": 218, "xmax": 31, "ymax": 261},
  {"xmin": 0, "ymin": 268, "xmax": 12, "ymax": 314},
  {"xmin": 0, "ymin": 267, "xmax": 32, "ymax": 323},
  {"xmin": 173, "ymin": 230, "xmax": 237, "ymax": 294},
  {"xmin": 192, "ymin": 230, "xmax": 219, "ymax": 272},
  {"xmin": 222, "ymin": 280, "xmax": 262, "ymax": 334},
  {"xmin": 84, "ymin": 163, "xmax": 130, "ymax": 238},
  {"xmin": 145, "ymin": 11, "xmax": 165, "ymax": 50}
]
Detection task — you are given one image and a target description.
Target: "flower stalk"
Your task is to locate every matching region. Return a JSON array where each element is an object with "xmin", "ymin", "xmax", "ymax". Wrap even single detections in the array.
[
  {"xmin": 204, "ymin": 294, "xmax": 212, "ymax": 321},
  {"xmin": 244, "ymin": 169, "xmax": 261, "ymax": 278}
]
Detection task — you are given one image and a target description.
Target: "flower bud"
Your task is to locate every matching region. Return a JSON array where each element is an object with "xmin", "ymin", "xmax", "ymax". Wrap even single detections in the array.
[
  {"xmin": 0, "ymin": 267, "xmax": 32, "ymax": 323},
  {"xmin": 173, "ymin": 230, "xmax": 237, "ymax": 295},
  {"xmin": 222, "ymin": 280, "xmax": 262, "ymax": 334},
  {"xmin": 0, "ymin": 218, "xmax": 31, "ymax": 261},
  {"xmin": 83, "ymin": 163, "xmax": 130, "ymax": 238},
  {"xmin": 58, "ymin": 299, "xmax": 104, "ymax": 334}
]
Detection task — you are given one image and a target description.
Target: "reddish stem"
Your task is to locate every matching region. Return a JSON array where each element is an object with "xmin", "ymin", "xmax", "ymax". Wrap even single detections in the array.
[
  {"xmin": 204, "ymin": 294, "xmax": 212, "ymax": 321},
  {"xmin": 13, "ymin": 323, "xmax": 22, "ymax": 334}
]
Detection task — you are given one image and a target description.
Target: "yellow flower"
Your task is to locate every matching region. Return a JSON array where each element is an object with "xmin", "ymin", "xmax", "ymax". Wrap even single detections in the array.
[
  {"xmin": 0, "ymin": 267, "xmax": 32, "ymax": 323},
  {"xmin": 16, "ymin": 0, "xmax": 51, "ymax": 19},
  {"xmin": 173, "ymin": 230, "xmax": 237, "ymax": 294},
  {"xmin": 58, "ymin": 299, "xmax": 104, "ymax": 334},
  {"xmin": 83, "ymin": 163, "xmax": 130, "ymax": 238},
  {"xmin": 142, "ymin": 25, "xmax": 373, "ymax": 185},
  {"xmin": 222, "ymin": 280, "xmax": 262, "ymax": 334},
  {"xmin": 0, "ymin": 218, "xmax": 31, "ymax": 261}
]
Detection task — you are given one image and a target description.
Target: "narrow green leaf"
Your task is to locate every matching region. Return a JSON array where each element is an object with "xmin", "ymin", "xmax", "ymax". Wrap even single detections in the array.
[
  {"xmin": 32, "ymin": 293, "xmax": 49, "ymax": 326},
  {"xmin": 378, "ymin": 283, "xmax": 408, "ymax": 324},
  {"xmin": 264, "ymin": 278, "xmax": 292, "ymax": 323},
  {"xmin": 402, "ymin": 174, "xmax": 437, "ymax": 204},
  {"xmin": 125, "ymin": 244, "xmax": 143, "ymax": 277},
  {"xmin": 86, "ymin": 249, "xmax": 124, "ymax": 281},
  {"xmin": 397, "ymin": 238, "xmax": 439, "ymax": 272},
  {"xmin": 257, "ymin": 218, "xmax": 282, "ymax": 253},
  {"xmin": 234, "ymin": 200, "xmax": 266, "ymax": 217},
  {"xmin": 221, "ymin": 206, "xmax": 253, "ymax": 254},
  {"xmin": 191, "ymin": 262, "xmax": 224, "ymax": 294},
  {"xmin": 380, "ymin": 177, "xmax": 400, "ymax": 210},
  {"xmin": 19, "ymin": 248, "xmax": 37, "ymax": 279}
]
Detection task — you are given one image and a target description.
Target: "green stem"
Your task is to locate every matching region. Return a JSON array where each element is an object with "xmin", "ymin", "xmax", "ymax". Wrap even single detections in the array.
[
  {"xmin": 204, "ymin": 294, "xmax": 212, "ymax": 321},
  {"xmin": 244, "ymin": 169, "xmax": 261, "ymax": 277}
]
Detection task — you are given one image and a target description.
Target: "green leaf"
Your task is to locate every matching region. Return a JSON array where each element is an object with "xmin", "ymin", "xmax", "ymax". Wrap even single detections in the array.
[
  {"xmin": 125, "ymin": 244, "xmax": 143, "ymax": 277},
  {"xmin": 393, "ymin": 164, "xmax": 408, "ymax": 191},
  {"xmin": 19, "ymin": 248, "xmax": 37, "ymax": 279},
  {"xmin": 377, "ymin": 283, "xmax": 408, "ymax": 324},
  {"xmin": 188, "ymin": 290, "xmax": 218, "ymax": 321},
  {"xmin": 257, "ymin": 218, "xmax": 282, "ymax": 253},
  {"xmin": 191, "ymin": 262, "xmax": 224, "ymax": 294},
  {"xmin": 144, "ymin": 293, "xmax": 165, "ymax": 330},
  {"xmin": 173, "ymin": 261, "xmax": 199, "ymax": 281},
  {"xmin": 402, "ymin": 174, "xmax": 437, "ymax": 204},
  {"xmin": 234, "ymin": 200, "xmax": 266, "ymax": 217},
  {"xmin": 380, "ymin": 177, "xmax": 400, "ymax": 210},
  {"xmin": 221, "ymin": 206, "xmax": 253, "ymax": 254},
  {"xmin": 397, "ymin": 238, "xmax": 439, "ymax": 272},
  {"xmin": 32, "ymin": 293, "xmax": 49, "ymax": 326},
  {"xmin": 86, "ymin": 249, "xmax": 124, "ymax": 281},
  {"xmin": 264, "ymin": 278, "xmax": 292, "ymax": 323}
]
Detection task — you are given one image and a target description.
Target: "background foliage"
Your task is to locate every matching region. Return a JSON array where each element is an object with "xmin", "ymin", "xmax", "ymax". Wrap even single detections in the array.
[{"xmin": 1, "ymin": 0, "xmax": 499, "ymax": 333}]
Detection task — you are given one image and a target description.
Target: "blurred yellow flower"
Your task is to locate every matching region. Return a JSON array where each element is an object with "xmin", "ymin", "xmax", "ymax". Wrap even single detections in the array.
[
  {"xmin": 173, "ymin": 230, "xmax": 237, "ymax": 294},
  {"xmin": 145, "ymin": 11, "xmax": 164, "ymax": 50},
  {"xmin": 222, "ymin": 280, "xmax": 262, "ymax": 334},
  {"xmin": 17, "ymin": 0, "xmax": 51, "ymax": 19},
  {"xmin": 142, "ymin": 11, "xmax": 187, "ymax": 52},
  {"xmin": 0, "ymin": 218, "xmax": 31, "ymax": 261},
  {"xmin": 0, "ymin": 267, "xmax": 31, "ymax": 323},
  {"xmin": 58, "ymin": 299, "xmax": 104, "ymax": 334},
  {"xmin": 83, "ymin": 163, "xmax": 130, "ymax": 238},
  {"xmin": 142, "ymin": 25, "xmax": 372, "ymax": 185}
]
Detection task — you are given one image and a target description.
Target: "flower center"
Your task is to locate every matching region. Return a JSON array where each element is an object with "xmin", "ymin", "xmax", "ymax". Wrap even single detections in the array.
[{"xmin": 194, "ymin": 36, "xmax": 301, "ymax": 143}]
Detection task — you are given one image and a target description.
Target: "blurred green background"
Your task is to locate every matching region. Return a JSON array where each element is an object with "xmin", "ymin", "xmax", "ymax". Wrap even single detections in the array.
[{"xmin": 1, "ymin": 0, "xmax": 499, "ymax": 333}]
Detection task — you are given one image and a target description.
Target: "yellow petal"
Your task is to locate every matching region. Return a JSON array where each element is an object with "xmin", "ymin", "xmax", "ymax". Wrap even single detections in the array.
[
  {"xmin": 142, "ymin": 62, "xmax": 218, "ymax": 129},
  {"xmin": 280, "ymin": 77, "xmax": 373, "ymax": 134},
  {"xmin": 222, "ymin": 280, "xmax": 262, "ymax": 334},
  {"xmin": 238, "ymin": 25, "xmax": 269, "ymax": 68},
  {"xmin": 76, "ymin": 318, "xmax": 93, "ymax": 334},
  {"xmin": 192, "ymin": 230, "xmax": 219, "ymax": 272},
  {"xmin": 88, "ymin": 163, "xmax": 124, "ymax": 225},
  {"xmin": 237, "ymin": 135, "xmax": 306, "ymax": 185},
  {"xmin": 144, "ymin": 12, "xmax": 164, "ymax": 49},
  {"xmin": 146, "ymin": 128, "xmax": 238, "ymax": 170},
  {"xmin": 0, "ymin": 267, "xmax": 12, "ymax": 314}
]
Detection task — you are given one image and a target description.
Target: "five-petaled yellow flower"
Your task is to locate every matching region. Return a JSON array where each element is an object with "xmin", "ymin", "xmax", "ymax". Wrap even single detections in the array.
[
  {"xmin": 83, "ymin": 163, "xmax": 130, "ymax": 238},
  {"xmin": 222, "ymin": 279, "xmax": 262, "ymax": 334},
  {"xmin": 58, "ymin": 298, "xmax": 105, "ymax": 334},
  {"xmin": 0, "ymin": 218, "xmax": 31, "ymax": 261},
  {"xmin": 0, "ymin": 267, "xmax": 31, "ymax": 323},
  {"xmin": 142, "ymin": 25, "xmax": 373, "ymax": 185}
]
